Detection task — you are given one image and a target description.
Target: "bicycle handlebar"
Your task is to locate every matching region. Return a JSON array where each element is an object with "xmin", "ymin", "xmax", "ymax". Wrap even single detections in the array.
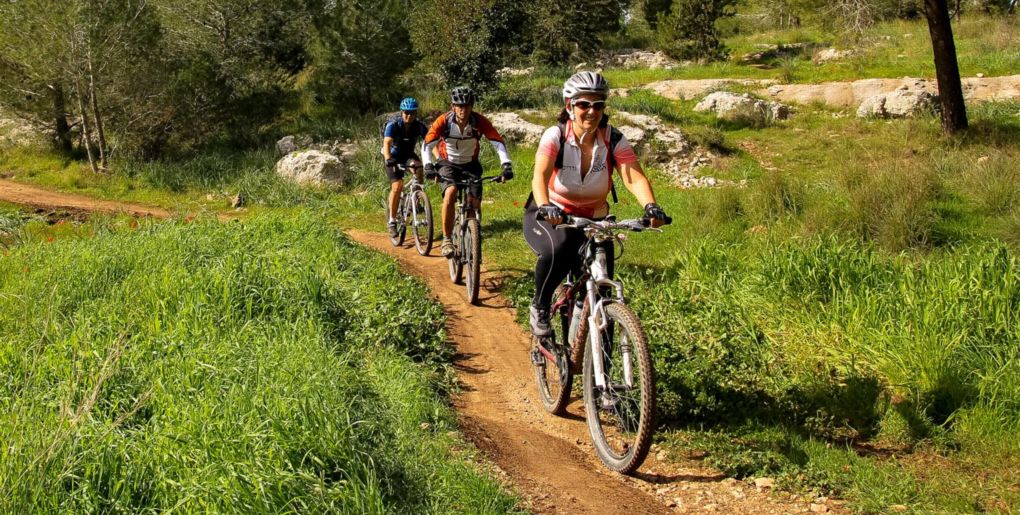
[
  {"xmin": 535, "ymin": 211, "xmax": 672, "ymax": 231},
  {"xmin": 445, "ymin": 175, "xmax": 505, "ymax": 186}
]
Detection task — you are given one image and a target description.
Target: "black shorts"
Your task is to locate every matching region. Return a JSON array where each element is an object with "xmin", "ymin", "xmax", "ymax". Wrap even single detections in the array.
[
  {"xmin": 385, "ymin": 153, "xmax": 422, "ymax": 182},
  {"xmin": 437, "ymin": 160, "xmax": 484, "ymax": 198}
]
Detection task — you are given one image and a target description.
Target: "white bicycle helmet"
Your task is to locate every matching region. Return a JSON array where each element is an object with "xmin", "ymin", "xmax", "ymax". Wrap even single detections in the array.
[{"xmin": 562, "ymin": 71, "xmax": 610, "ymax": 101}]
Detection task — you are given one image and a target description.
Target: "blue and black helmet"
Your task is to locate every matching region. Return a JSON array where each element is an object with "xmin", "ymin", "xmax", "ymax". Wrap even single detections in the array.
[{"xmin": 399, "ymin": 97, "xmax": 419, "ymax": 112}]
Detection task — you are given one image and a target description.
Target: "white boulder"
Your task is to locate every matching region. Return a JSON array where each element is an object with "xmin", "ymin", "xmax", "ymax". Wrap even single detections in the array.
[
  {"xmin": 856, "ymin": 90, "xmax": 937, "ymax": 118},
  {"xmin": 694, "ymin": 92, "xmax": 791, "ymax": 125},
  {"xmin": 275, "ymin": 150, "xmax": 347, "ymax": 186}
]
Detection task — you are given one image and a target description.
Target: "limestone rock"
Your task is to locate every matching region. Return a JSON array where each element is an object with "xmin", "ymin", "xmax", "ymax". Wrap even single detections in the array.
[
  {"xmin": 813, "ymin": 48, "xmax": 856, "ymax": 63},
  {"xmin": 487, "ymin": 112, "xmax": 546, "ymax": 145},
  {"xmin": 694, "ymin": 92, "xmax": 791, "ymax": 125},
  {"xmin": 856, "ymin": 90, "xmax": 937, "ymax": 118},
  {"xmin": 276, "ymin": 134, "xmax": 313, "ymax": 156},
  {"xmin": 604, "ymin": 50, "xmax": 678, "ymax": 70},
  {"xmin": 275, "ymin": 150, "xmax": 347, "ymax": 186}
]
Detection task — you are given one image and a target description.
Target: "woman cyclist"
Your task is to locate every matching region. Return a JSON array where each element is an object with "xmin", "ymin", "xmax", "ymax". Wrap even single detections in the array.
[{"xmin": 523, "ymin": 71, "xmax": 670, "ymax": 337}]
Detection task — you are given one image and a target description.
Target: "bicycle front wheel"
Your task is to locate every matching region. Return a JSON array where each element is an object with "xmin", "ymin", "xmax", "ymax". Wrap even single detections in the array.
[
  {"xmin": 532, "ymin": 284, "xmax": 574, "ymax": 414},
  {"xmin": 464, "ymin": 219, "xmax": 481, "ymax": 304},
  {"xmin": 411, "ymin": 189, "xmax": 433, "ymax": 256},
  {"xmin": 582, "ymin": 302, "xmax": 655, "ymax": 474},
  {"xmin": 448, "ymin": 225, "xmax": 463, "ymax": 284}
]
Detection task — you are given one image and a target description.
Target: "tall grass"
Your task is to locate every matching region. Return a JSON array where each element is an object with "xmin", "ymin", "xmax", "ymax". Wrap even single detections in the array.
[{"xmin": 0, "ymin": 213, "xmax": 518, "ymax": 512}]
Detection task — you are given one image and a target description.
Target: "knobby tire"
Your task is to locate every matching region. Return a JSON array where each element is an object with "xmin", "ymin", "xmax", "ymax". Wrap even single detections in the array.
[{"xmin": 582, "ymin": 302, "xmax": 655, "ymax": 474}]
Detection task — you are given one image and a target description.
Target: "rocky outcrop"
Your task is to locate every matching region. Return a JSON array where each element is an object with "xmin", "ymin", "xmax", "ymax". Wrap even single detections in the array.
[
  {"xmin": 615, "ymin": 111, "xmax": 692, "ymax": 159},
  {"xmin": 603, "ymin": 50, "xmax": 678, "ymax": 70},
  {"xmin": 694, "ymin": 92, "xmax": 791, "ymax": 125},
  {"xmin": 613, "ymin": 111, "xmax": 730, "ymax": 189},
  {"xmin": 761, "ymin": 75, "xmax": 1020, "ymax": 109},
  {"xmin": 488, "ymin": 112, "xmax": 546, "ymax": 145},
  {"xmin": 856, "ymin": 90, "xmax": 937, "ymax": 118},
  {"xmin": 275, "ymin": 150, "xmax": 348, "ymax": 186},
  {"xmin": 640, "ymin": 79, "xmax": 776, "ymax": 101},
  {"xmin": 739, "ymin": 43, "xmax": 822, "ymax": 65},
  {"xmin": 813, "ymin": 48, "xmax": 856, "ymax": 63}
]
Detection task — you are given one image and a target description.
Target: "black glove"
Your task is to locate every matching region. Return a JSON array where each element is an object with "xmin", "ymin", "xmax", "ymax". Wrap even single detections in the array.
[
  {"xmin": 536, "ymin": 204, "xmax": 564, "ymax": 224},
  {"xmin": 424, "ymin": 163, "xmax": 438, "ymax": 179},
  {"xmin": 385, "ymin": 157, "xmax": 398, "ymax": 167},
  {"xmin": 643, "ymin": 203, "xmax": 671, "ymax": 225},
  {"xmin": 498, "ymin": 162, "xmax": 514, "ymax": 183}
]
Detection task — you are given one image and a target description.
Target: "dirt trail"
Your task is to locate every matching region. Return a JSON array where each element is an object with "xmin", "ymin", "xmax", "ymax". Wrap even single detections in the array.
[
  {"xmin": 0, "ymin": 179, "xmax": 172, "ymax": 218},
  {"xmin": 348, "ymin": 230, "xmax": 827, "ymax": 514}
]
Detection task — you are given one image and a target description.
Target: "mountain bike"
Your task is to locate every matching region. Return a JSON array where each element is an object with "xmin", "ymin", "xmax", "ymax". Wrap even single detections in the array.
[
  {"xmin": 387, "ymin": 162, "xmax": 433, "ymax": 255},
  {"xmin": 446, "ymin": 175, "xmax": 502, "ymax": 305},
  {"xmin": 529, "ymin": 213, "xmax": 670, "ymax": 474}
]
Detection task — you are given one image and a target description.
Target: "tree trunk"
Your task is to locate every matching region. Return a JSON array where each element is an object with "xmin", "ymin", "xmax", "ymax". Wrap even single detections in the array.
[
  {"xmin": 74, "ymin": 75, "xmax": 98, "ymax": 174},
  {"xmin": 923, "ymin": 0, "xmax": 968, "ymax": 133},
  {"xmin": 86, "ymin": 46, "xmax": 107, "ymax": 171},
  {"xmin": 50, "ymin": 83, "xmax": 73, "ymax": 154}
]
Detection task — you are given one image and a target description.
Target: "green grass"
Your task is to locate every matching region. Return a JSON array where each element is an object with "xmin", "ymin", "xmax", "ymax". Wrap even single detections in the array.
[{"xmin": 0, "ymin": 212, "xmax": 519, "ymax": 512}]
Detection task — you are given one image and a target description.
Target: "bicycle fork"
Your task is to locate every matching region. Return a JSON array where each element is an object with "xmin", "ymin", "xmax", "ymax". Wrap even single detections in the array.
[{"xmin": 585, "ymin": 258, "xmax": 632, "ymax": 392}]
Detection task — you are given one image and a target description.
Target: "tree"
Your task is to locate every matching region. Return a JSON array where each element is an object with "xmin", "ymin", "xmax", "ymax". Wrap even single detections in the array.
[
  {"xmin": 528, "ymin": 0, "xmax": 629, "ymax": 65},
  {"xmin": 409, "ymin": 0, "xmax": 528, "ymax": 93},
  {"xmin": 656, "ymin": 0, "xmax": 738, "ymax": 61},
  {"xmin": 305, "ymin": 0, "xmax": 414, "ymax": 113},
  {"xmin": 923, "ymin": 0, "xmax": 968, "ymax": 133}
]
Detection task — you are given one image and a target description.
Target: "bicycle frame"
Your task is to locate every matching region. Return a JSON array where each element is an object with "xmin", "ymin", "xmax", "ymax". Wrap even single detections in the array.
[{"xmin": 552, "ymin": 216, "xmax": 661, "ymax": 391}]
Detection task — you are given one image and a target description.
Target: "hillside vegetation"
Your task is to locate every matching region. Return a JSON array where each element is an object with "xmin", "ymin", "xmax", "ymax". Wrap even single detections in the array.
[{"xmin": 0, "ymin": 213, "xmax": 517, "ymax": 512}]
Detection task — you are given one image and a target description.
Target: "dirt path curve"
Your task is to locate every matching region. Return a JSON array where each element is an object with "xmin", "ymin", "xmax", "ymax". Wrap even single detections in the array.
[
  {"xmin": 0, "ymin": 179, "xmax": 173, "ymax": 218},
  {"xmin": 347, "ymin": 230, "xmax": 825, "ymax": 514}
]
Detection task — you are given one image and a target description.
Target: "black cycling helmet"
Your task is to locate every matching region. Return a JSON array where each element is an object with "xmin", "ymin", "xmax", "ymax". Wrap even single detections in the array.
[
  {"xmin": 562, "ymin": 71, "xmax": 610, "ymax": 101},
  {"xmin": 450, "ymin": 86, "xmax": 476, "ymax": 105}
]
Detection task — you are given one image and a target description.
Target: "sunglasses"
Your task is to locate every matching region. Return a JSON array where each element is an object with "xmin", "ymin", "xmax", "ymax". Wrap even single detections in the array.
[
  {"xmin": 452, "ymin": 103, "xmax": 473, "ymax": 108},
  {"xmin": 401, "ymin": 110, "xmax": 417, "ymax": 116},
  {"xmin": 572, "ymin": 99, "xmax": 606, "ymax": 111}
]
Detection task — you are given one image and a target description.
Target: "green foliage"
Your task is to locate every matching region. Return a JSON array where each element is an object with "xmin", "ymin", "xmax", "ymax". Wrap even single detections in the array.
[
  {"xmin": 527, "ymin": 0, "xmax": 630, "ymax": 65},
  {"xmin": 409, "ymin": 0, "xmax": 530, "ymax": 94},
  {"xmin": 656, "ymin": 0, "xmax": 739, "ymax": 61},
  {"xmin": 0, "ymin": 213, "xmax": 518, "ymax": 512},
  {"xmin": 305, "ymin": 1, "xmax": 414, "ymax": 113}
]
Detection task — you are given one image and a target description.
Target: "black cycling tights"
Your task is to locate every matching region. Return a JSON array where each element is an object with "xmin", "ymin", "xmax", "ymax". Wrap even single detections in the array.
[{"xmin": 523, "ymin": 202, "xmax": 613, "ymax": 309}]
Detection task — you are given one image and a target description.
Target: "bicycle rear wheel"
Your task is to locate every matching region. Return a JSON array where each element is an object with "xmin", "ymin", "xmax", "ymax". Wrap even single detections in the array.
[
  {"xmin": 411, "ymin": 189, "xmax": 433, "ymax": 256},
  {"xmin": 582, "ymin": 302, "xmax": 655, "ymax": 474},
  {"xmin": 464, "ymin": 219, "xmax": 481, "ymax": 304},
  {"xmin": 531, "ymin": 285, "xmax": 574, "ymax": 414}
]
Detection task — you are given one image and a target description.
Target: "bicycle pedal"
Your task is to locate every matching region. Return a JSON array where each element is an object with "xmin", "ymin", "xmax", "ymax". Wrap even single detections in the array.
[{"xmin": 530, "ymin": 347, "xmax": 545, "ymax": 365}]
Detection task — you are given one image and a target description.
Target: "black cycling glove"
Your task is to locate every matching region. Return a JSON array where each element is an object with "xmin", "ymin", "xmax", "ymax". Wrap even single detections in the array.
[
  {"xmin": 537, "ymin": 204, "xmax": 565, "ymax": 223},
  {"xmin": 498, "ymin": 162, "xmax": 514, "ymax": 183},
  {"xmin": 385, "ymin": 157, "xmax": 398, "ymax": 167},
  {"xmin": 424, "ymin": 163, "xmax": 438, "ymax": 179},
  {"xmin": 643, "ymin": 203, "xmax": 670, "ymax": 224}
]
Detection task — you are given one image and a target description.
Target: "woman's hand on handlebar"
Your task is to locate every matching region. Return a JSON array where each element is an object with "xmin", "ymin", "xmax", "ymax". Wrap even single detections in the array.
[
  {"xmin": 643, "ymin": 203, "xmax": 671, "ymax": 228},
  {"xmin": 536, "ymin": 204, "xmax": 565, "ymax": 226}
]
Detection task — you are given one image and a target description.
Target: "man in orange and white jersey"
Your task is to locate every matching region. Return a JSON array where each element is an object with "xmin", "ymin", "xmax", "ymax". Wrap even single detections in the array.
[{"xmin": 423, "ymin": 86, "xmax": 513, "ymax": 257}]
